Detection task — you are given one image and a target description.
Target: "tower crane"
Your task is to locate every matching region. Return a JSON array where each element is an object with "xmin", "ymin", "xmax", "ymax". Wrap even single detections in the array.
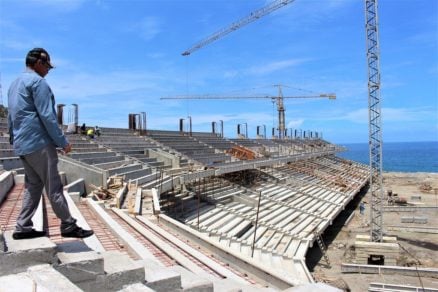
[
  {"xmin": 181, "ymin": 0, "xmax": 295, "ymax": 56},
  {"xmin": 161, "ymin": 85, "xmax": 335, "ymax": 139},
  {"xmin": 179, "ymin": 0, "xmax": 385, "ymax": 241},
  {"xmin": 365, "ymin": 0, "xmax": 384, "ymax": 242}
]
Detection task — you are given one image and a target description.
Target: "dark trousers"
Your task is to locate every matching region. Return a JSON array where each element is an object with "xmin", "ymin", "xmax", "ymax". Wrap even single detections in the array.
[{"xmin": 16, "ymin": 144, "xmax": 76, "ymax": 232}]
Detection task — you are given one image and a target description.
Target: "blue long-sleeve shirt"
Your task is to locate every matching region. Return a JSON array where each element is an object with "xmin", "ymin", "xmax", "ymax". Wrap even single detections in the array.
[{"xmin": 8, "ymin": 70, "xmax": 68, "ymax": 156}]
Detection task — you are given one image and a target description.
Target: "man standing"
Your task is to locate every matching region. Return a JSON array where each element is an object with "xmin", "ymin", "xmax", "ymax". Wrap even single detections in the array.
[{"xmin": 8, "ymin": 48, "xmax": 93, "ymax": 240}]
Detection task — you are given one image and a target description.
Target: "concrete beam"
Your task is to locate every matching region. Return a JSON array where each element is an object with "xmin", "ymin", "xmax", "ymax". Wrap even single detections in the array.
[
  {"xmin": 116, "ymin": 182, "xmax": 128, "ymax": 209},
  {"xmin": 86, "ymin": 198, "xmax": 159, "ymax": 264},
  {"xmin": 112, "ymin": 209, "xmax": 210, "ymax": 278},
  {"xmin": 134, "ymin": 187, "xmax": 142, "ymax": 215},
  {"xmin": 64, "ymin": 178, "xmax": 86, "ymax": 197},
  {"xmin": 0, "ymin": 171, "xmax": 14, "ymax": 205},
  {"xmin": 151, "ymin": 188, "xmax": 161, "ymax": 215},
  {"xmin": 158, "ymin": 214, "xmax": 297, "ymax": 290},
  {"xmin": 136, "ymin": 215, "xmax": 250, "ymax": 285},
  {"xmin": 64, "ymin": 191, "xmax": 104, "ymax": 252},
  {"xmin": 341, "ymin": 263, "xmax": 438, "ymax": 278}
]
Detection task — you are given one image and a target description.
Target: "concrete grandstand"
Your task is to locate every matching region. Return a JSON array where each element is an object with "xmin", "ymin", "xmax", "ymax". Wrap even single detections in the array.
[{"xmin": 0, "ymin": 117, "xmax": 370, "ymax": 291}]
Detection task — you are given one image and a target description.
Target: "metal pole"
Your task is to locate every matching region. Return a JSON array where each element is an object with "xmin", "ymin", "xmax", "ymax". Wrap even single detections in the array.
[
  {"xmin": 179, "ymin": 118, "xmax": 184, "ymax": 134},
  {"xmin": 251, "ymin": 190, "xmax": 262, "ymax": 258},
  {"xmin": 188, "ymin": 116, "xmax": 192, "ymax": 136},
  {"xmin": 197, "ymin": 178, "xmax": 201, "ymax": 230}
]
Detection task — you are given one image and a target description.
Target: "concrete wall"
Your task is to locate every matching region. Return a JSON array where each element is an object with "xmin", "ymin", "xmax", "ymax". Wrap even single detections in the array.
[
  {"xmin": 0, "ymin": 171, "xmax": 14, "ymax": 205},
  {"xmin": 146, "ymin": 149, "xmax": 179, "ymax": 168},
  {"xmin": 0, "ymin": 157, "xmax": 22, "ymax": 170},
  {"xmin": 58, "ymin": 156, "xmax": 106, "ymax": 194}
]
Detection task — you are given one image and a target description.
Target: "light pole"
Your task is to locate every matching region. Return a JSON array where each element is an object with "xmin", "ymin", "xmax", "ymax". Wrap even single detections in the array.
[
  {"xmin": 187, "ymin": 116, "xmax": 192, "ymax": 136},
  {"xmin": 179, "ymin": 118, "xmax": 185, "ymax": 134}
]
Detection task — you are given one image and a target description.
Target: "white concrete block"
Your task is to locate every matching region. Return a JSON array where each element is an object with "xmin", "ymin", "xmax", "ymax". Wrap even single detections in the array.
[
  {"xmin": 170, "ymin": 265, "xmax": 213, "ymax": 292},
  {"xmin": 28, "ymin": 264, "xmax": 82, "ymax": 291},
  {"xmin": 118, "ymin": 283, "xmax": 155, "ymax": 292},
  {"xmin": 144, "ymin": 261, "xmax": 181, "ymax": 292},
  {"xmin": 102, "ymin": 251, "xmax": 145, "ymax": 291},
  {"xmin": 56, "ymin": 250, "xmax": 104, "ymax": 283},
  {"xmin": 0, "ymin": 231, "xmax": 56, "ymax": 276},
  {"xmin": 0, "ymin": 272, "xmax": 39, "ymax": 292}
]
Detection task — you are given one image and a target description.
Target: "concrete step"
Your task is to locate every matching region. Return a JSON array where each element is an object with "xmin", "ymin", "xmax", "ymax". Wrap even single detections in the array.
[
  {"xmin": 28, "ymin": 264, "xmax": 83, "ymax": 291},
  {"xmin": 137, "ymin": 172, "xmax": 161, "ymax": 185},
  {"xmin": 120, "ymin": 168, "xmax": 152, "ymax": 180},
  {"xmin": 55, "ymin": 250, "xmax": 104, "ymax": 286},
  {"xmin": 212, "ymin": 278, "xmax": 274, "ymax": 292},
  {"xmin": 0, "ymin": 149, "xmax": 15, "ymax": 158},
  {"xmin": 100, "ymin": 251, "xmax": 145, "ymax": 291},
  {"xmin": 94, "ymin": 159, "xmax": 136, "ymax": 170},
  {"xmin": 148, "ymin": 161, "xmax": 165, "ymax": 168},
  {"xmin": 73, "ymin": 147, "xmax": 108, "ymax": 153},
  {"xmin": 59, "ymin": 249, "xmax": 145, "ymax": 292},
  {"xmin": 81, "ymin": 155, "xmax": 126, "ymax": 165},
  {"xmin": 144, "ymin": 261, "xmax": 181, "ymax": 292},
  {"xmin": 70, "ymin": 151, "xmax": 113, "ymax": 159},
  {"xmin": 0, "ymin": 264, "xmax": 82, "ymax": 292},
  {"xmin": 0, "ymin": 142, "xmax": 13, "ymax": 150},
  {"xmin": 118, "ymin": 282, "xmax": 156, "ymax": 291},
  {"xmin": 120, "ymin": 149, "xmax": 146, "ymax": 155},
  {"xmin": 0, "ymin": 157, "xmax": 23, "ymax": 171},
  {"xmin": 0, "ymin": 231, "xmax": 57, "ymax": 276},
  {"xmin": 129, "ymin": 156, "xmax": 158, "ymax": 163},
  {"xmin": 170, "ymin": 265, "xmax": 213, "ymax": 292},
  {"xmin": 108, "ymin": 164, "xmax": 143, "ymax": 176},
  {"xmin": 212, "ymin": 278, "xmax": 243, "ymax": 292}
]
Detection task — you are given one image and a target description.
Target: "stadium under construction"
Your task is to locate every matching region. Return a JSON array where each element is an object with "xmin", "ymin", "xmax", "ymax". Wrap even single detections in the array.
[{"xmin": 0, "ymin": 113, "xmax": 373, "ymax": 290}]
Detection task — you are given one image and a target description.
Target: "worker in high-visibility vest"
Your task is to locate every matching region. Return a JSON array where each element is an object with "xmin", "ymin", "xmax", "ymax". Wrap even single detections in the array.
[{"xmin": 87, "ymin": 128, "xmax": 94, "ymax": 139}]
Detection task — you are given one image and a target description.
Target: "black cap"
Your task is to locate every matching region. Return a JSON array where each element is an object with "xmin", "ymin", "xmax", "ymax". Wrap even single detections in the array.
[{"xmin": 26, "ymin": 48, "xmax": 54, "ymax": 69}]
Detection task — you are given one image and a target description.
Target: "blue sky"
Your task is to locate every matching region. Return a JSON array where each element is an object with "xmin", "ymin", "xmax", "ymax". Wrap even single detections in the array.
[{"xmin": 1, "ymin": 0, "xmax": 437, "ymax": 144}]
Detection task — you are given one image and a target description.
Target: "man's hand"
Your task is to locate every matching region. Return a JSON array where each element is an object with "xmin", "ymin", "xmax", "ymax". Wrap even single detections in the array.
[{"xmin": 63, "ymin": 143, "xmax": 72, "ymax": 154}]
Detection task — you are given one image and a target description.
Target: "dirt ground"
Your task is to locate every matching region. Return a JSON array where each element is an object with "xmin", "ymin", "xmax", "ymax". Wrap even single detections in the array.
[{"xmin": 308, "ymin": 172, "xmax": 438, "ymax": 291}]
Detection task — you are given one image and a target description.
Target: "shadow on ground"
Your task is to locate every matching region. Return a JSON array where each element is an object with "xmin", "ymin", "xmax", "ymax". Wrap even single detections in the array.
[{"xmin": 306, "ymin": 183, "xmax": 369, "ymax": 271}]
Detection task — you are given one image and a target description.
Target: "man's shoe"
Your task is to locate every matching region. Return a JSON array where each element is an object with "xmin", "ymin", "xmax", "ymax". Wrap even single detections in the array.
[
  {"xmin": 61, "ymin": 226, "xmax": 94, "ymax": 239},
  {"xmin": 12, "ymin": 229, "xmax": 47, "ymax": 240}
]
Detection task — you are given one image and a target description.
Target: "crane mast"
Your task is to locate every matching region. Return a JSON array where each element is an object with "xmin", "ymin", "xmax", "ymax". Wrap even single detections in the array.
[
  {"xmin": 182, "ymin": 0, "xmax": 295, "ymax": 56},
  {"xmin": 275, "ymin": 85, "xmax": 287, "ymax": 139},
  {"xmin": 365, "ymin": 0, "xmax": 384, "ymax": 242}
]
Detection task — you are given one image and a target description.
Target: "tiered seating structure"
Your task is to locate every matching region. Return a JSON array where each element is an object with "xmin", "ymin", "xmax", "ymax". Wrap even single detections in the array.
[
  {"xmin": 161, "ymin": 155, "xmax": 369, "ymax": 284},
  {"xmin": 147, "ymin": 130, "xmax": 232, "ymax": 166}
]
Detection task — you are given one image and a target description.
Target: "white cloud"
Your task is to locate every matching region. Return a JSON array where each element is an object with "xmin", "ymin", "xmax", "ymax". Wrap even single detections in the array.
[
  {"xmin": 50, "ymin": 70, "xmax": 164, "ymax": 100},
  {"xmin": 130, "ymin": 17, "xmax": 162, "ymax": 41},
  {"xmin": 27, "ymin": 0, "xmax": 86, "ymax": 12},
  {"xmin": 335, "ymin": 107, "xmax": 437, "ymax": 124},
  {"xmin": 287, "ymin": 119, "xmax": 304, "ymax": 128},
  {"xmin": 247, "ymin": 58, "xmax": 309, "ymax": 75},
  {"xmin": 223, "ymin": 70, "xmax": 239, "ymax": 78}
]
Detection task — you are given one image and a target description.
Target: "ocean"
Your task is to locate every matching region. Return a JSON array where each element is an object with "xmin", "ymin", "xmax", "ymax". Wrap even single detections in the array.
[{"xmin": 337, "ymin": 141, "xmax": 438, "ymax": 173}]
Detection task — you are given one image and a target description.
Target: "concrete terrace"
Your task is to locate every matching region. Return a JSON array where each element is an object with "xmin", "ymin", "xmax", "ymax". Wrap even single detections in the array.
[{"xmin": 0, "ymin": 117, "xmax": 370, "ymax": 291}]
